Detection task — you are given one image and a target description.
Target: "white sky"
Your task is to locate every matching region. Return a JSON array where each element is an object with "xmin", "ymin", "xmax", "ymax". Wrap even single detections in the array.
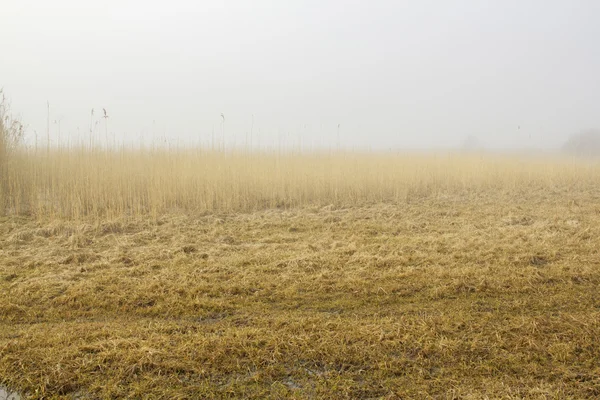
[{"xmin": 2, "ymin": 0, "xmax": 599, "ymax": 149}]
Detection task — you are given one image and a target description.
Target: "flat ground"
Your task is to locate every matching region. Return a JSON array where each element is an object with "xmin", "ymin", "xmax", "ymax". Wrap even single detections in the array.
[{"xmin": 1, "ymin": 191, "xmax": 600, "ymax": 399}]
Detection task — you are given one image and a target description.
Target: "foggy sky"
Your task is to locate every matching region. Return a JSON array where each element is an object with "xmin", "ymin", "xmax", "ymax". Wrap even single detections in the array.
[{"xmin": 2, "ymin": 0, "xmax": 599, "ymax": 150}]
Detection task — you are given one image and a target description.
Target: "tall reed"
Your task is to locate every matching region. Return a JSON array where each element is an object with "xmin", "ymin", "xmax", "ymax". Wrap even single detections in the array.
[{"xmin": 2, "ymin": 143, "xmax": 598, "ymax": 220}]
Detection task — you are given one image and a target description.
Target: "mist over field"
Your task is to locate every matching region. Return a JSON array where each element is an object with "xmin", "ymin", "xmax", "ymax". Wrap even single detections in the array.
[
  {"xmin": 2, "ymin": 0, "xmax": 600, "ymax": 150},
  {"xmin": 3, "ymin": 2, "xmax": 600, "ymax": 399}
]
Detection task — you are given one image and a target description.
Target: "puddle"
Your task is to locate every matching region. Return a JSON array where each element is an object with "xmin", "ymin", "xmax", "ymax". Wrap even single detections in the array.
[{"xmin": 0, "ymin": 386, "xmax": 21, "ymax": 400}]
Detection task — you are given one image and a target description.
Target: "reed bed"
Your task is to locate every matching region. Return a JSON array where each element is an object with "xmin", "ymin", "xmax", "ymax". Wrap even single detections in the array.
[
  {"xmin": 3, "ymin": 99, "xmax": 600, "ymax": 398},
  {"xmin": 2, "ymin": 146, "xmax": 598, "ymax": 219}
]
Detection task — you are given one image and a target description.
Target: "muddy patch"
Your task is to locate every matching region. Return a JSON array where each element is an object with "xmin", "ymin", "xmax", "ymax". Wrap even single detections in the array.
[{"xmin": 0, "ymin": 386, "xmax": 20, "ymax": 400}]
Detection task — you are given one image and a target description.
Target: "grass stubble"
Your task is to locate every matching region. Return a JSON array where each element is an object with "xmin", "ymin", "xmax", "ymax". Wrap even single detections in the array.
[{"xmin": 1, "ymin": 145, "xmax": 600, "ymax": 398}]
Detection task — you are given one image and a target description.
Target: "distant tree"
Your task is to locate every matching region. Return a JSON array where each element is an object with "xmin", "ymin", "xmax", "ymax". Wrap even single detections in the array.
[
  {"xmin": 461, "ymin": 135, "xmax": 482, "ymax": 152},
  {"xmin": 562, "ymin": 129, "xmax": 600, "ymax": 158}
]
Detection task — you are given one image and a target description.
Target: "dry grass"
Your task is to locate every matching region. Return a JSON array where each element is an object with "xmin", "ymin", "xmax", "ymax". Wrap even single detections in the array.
[
  {"xmin": 1, "ymin": 150, "xmax": 600, "ymax": 398},
  {"xmin": 1, "ymin": 147, "xmax": 599, "ymax": 219}
]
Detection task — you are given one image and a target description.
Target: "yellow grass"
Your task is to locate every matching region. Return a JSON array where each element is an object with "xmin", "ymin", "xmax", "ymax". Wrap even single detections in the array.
[
  {"xmin": 1, "ymin": 147, "xmax": 600, "ymax": 398},
  {"xmin": 2, "ymin": 147, "xmax": 599, "ymax": 219}
]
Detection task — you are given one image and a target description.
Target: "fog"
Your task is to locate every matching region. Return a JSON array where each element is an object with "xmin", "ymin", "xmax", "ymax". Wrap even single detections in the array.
[{"xmin": 2, "ymin": 0, "xmax": 599, "ymax": 150}]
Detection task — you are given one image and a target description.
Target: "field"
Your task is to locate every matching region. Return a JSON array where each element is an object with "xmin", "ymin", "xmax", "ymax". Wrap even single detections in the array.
[{"xmin": 1, "ymin": 149, "xmax": 600, "ymax": 399}]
